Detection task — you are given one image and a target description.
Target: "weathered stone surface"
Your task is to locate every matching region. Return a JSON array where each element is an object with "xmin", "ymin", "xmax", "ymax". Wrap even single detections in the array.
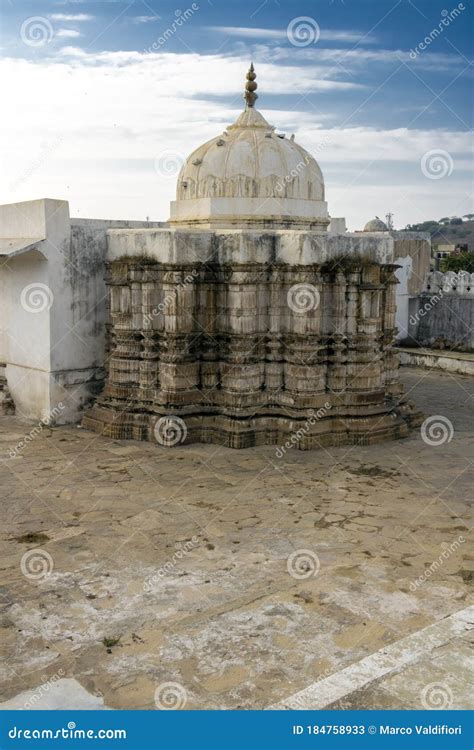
[
  {"xmin": 83, "ymin": 230, "xmax": 421, "ymax": 448},
  {"xmin": 0, "ymin": 370, "xmax": 472, "ymax": 709},
  {"xmin": 0, "ymin": 363, "xmax": 14, "ymax": 415}
]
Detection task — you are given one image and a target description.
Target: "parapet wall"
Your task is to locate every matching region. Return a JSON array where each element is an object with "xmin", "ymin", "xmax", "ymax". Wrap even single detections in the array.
[
  {"xmin": 425, "ymin": 270, "xmax": 474, "ymax": 296},
  {"xmin": 405, "ymin": 271, "xmax": 474, "ymax": 352}
]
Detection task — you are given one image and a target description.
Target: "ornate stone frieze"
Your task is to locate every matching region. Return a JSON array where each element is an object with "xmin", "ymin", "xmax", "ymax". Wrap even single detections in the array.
[{"xmin": 83, "ymin": 232, "xmax": 422, "ymax": 449}]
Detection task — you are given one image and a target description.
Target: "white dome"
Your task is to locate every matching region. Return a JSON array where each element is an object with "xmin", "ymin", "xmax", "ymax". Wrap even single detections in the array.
[
  {"xmin": 363, "ymin": 217, "xmax": 388, "ymax": 232},
  {"xmin": 169, "ymin": 66, "xmax": 329, "ymax": 230},
  {"xmin": 176, "ymin": 108, "xmax": 325, "ymax": 203}
]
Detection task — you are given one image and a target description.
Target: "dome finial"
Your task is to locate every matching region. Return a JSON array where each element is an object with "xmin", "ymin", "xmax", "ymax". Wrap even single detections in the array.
[{"xmin": 244, "ymin": 62, "xmax": 258, "ymax": 108}]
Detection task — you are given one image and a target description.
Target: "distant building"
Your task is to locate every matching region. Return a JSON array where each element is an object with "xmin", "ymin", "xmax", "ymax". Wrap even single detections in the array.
[{"xmin": 433, "ymin": 243, "xmax": 457, "ymax": 260}]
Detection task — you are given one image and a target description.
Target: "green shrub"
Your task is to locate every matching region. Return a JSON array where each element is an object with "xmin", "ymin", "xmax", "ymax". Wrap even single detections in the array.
[{"xmin": 444, "ymin": 252, "xmax": 474, "ymax": 273}]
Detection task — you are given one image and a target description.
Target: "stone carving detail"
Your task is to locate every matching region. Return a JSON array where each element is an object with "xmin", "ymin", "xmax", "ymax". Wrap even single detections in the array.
[
  {"xmin": 177, "ymin": 173, "xmax": 321, "ymax": 201},
  {"xmin": 84, "ymin": 245, "xmax": 421, "ymax": 449}
]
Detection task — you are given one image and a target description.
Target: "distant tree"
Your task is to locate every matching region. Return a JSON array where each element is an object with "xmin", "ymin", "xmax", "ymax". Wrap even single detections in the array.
[
  {"xmin": 463, "ymin": 214, "xmax": 474, "ymax": 220},
  {"xmin": 406, "ymin": 220, "xmax": 439, "ymax": 233},
  {"xmin": 450, "ymin": 217, "xmax": 463, "ymax": 225},
  {"xmin": 444, "ymin": 252, "xmax": 474, "ymax": 273},
  {"xmin": 439, "ymin": 217, "xmax": 451, "ymax": 223}
]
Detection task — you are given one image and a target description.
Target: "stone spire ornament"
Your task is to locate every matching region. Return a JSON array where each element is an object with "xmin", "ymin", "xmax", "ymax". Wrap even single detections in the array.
[{"xmin": 244, "ymin": 62, "xmax": 258, "ymax": 108}]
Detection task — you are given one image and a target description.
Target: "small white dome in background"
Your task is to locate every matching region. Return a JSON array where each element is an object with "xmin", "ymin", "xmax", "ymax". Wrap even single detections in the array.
[
  {"xmin": 169, "ymin": 65, "xmax": 329, "ymax": 230},
  {"xmin": 363, "ymin": 217, "xmax": 388, "ymax": 232}
]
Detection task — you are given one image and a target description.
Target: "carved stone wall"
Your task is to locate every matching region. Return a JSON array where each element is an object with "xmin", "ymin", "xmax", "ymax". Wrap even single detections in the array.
[
  {"xmin": 83, "ymin": 230, "xmax": 421, "ymax": 449},
  {"xmin": 178, "ymin": 172, "xmax": 319, "ymax": 201}
]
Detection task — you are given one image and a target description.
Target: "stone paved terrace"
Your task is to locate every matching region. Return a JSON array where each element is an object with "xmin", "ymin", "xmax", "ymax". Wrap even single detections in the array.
[{"xmin": 0, "ymin": 369, "xmax": 473, "ymax": 711}]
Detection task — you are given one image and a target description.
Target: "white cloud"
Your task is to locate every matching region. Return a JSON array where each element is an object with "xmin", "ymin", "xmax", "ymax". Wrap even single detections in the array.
[
  {"xmin": 131, "ymin": 16, "xmax": 161, "ymax": 25},
  {"xmin": 53, "ymin": 49, "xmax": 365, "ymax": 93},
  {"xmin": 56, "ymin": 29, "xmax": 82, "ymax": 39},
  {"xmin": 0, "ymin": 51, "xmax": 470, "ymax": 229},
  {"xmin": 266, "ymin": 45, "xmax": 463, "ymax": 71},
  {"xmin": 51, "ymin": 14, "xmax": 94, "ymax": 21},
  {"xmin": 206, "ymin": 26, "xmax": 376, "ymax": 44}
]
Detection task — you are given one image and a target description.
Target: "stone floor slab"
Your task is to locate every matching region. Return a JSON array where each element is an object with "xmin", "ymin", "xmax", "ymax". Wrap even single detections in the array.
[{"xmin": 0, "ymin": 369, "xmax": 472, "ymax": 710}]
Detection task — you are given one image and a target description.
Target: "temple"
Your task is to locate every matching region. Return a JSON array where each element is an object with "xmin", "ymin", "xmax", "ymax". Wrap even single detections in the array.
[{"xmin": 82, "ymin": 66, "xmax": 422, "ymax": 448}]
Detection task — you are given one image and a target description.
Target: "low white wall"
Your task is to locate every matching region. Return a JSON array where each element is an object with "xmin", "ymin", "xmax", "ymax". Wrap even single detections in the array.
[
  {"xmin": 398, "ymin": 348, "xmax": 474, "ymax": 376},
  {"xmin": 0, "ymin": 199, "xmax": 164, "ymax": 423}
]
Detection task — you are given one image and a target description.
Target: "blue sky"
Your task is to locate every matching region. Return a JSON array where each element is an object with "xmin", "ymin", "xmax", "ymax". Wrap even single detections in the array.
[{"xmin": 0, "ymin": 0, "xmax": 473, "ymax": 228}]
